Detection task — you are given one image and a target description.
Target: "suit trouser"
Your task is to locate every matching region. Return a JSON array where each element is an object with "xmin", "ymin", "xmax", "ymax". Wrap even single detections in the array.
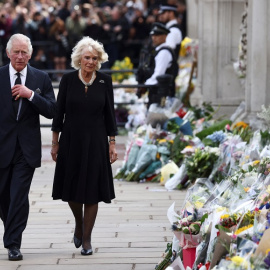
[{"xmin": 0, "ymin": 142, "xmax": 35, "ymax": 248}]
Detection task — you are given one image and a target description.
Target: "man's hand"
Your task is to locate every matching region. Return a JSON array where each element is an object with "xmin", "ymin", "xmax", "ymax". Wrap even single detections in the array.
[{"xmin": 12, "ymin": 85, "xmax": 32, "ymax": 100}]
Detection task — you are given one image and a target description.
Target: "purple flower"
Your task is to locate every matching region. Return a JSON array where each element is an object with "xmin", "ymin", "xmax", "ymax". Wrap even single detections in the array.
[{"xmin": 264, "ymin": 252, "xmax": 270, "ymax": 267}]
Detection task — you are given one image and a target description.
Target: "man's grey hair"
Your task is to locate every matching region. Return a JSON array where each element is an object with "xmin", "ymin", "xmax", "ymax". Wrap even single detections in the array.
[{"xmin": 6, "ymin": 34, "xmax": 33, "ymax": 55}]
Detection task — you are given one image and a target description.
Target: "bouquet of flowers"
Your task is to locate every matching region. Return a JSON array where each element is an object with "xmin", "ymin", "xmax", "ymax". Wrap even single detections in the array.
[
  {"xmin": 111, "ymin": 57, "xmax": 133, "ymax": 83},
  {"xmin": 170, "ymin": 134, "xmax": 192, "ymax": 166},
  {"xmin": 231, "ymin": 121, "xmax": 253, "ymax": 143},
  {"xmin": 125, "ymin": 143, "xmax": 158, "ymax": 181},
  {"xmin": 185, "ymin": 147, "xmax": 220, "ymax": 183},
  {"xmin": 172, "ymin": 209, "xmax": 208, "ymax": 249}
]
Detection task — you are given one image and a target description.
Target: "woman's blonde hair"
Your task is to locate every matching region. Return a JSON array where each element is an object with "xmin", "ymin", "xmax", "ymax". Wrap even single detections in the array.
[{"xmin": 71, "ymin": 36, "xmax": 108, "ymax": 70}]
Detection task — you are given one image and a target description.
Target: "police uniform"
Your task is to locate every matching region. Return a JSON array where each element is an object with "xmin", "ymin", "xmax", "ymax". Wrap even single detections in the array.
[
  {"xmin": 145, "ymin": 23, "xmax": 178, "ymax": 107},
  {"xmin": 159, "ymin": 4, "xmax": 182, "ymax": 57}
]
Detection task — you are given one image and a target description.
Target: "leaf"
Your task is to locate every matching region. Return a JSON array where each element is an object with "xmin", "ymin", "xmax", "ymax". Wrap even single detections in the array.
[
  {"xmin": 201, "ymin": 213, "xmax": 208, "ymax": 224},
  {"xmin": 182, "ymin": 228, "xmax": 190, "ymax": 234},
  {"xmin": 215, "ymin": 224, "xmax": 230, "ymax": 233}
]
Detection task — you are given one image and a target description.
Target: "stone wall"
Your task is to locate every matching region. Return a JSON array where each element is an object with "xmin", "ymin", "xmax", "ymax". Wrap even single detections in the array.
[{"xmin": 188, "ymin": 0, "xmax": 246, "ymax": 118}]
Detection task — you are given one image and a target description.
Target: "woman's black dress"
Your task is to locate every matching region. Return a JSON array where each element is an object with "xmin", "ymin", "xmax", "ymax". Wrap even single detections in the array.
[{"xmin": 52, "ymin": 70, "xmax": 117, "ymax": 204}]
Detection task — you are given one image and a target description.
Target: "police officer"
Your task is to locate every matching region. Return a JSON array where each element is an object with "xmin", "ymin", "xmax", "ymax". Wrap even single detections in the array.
[
  {"xmin": 144, "ymin": 22, "xmax": 178, "ymax": 108},
  {"xmin": 158, "ymin": 4, "xmax": 182, "ymax": 57}
]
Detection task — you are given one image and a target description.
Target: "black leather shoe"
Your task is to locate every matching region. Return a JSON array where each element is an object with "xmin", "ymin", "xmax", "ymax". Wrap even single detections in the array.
[
  {"xmin": 81, "ymin": 248, "xmax": 93, "ymax": 256},
  {"xmin": 73, "ymin": 235, "xmax": 82, "ymax": 248},
  {"xmin": 8, "ymin": 246, "xmax": 23, "ymax": 261}
]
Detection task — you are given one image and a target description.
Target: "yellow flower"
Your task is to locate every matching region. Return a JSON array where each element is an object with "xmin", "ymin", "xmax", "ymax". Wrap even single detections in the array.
[
  {"xmin": 180, "ymin": 37, "xmax": 192, "ymax": 57},
  {"xmin": 124, "ymin": 57, "xmax": 131, "ymax": 65},
  {"xmin": 244, "ymin": 187, "xmax": 250, "ymax": 192},
  {"xmin": 252, "ymin": 160, "xmax": 260, "ymax": 166},
  {"xmin": 232, "ymin": 121, "xmax": 249, "ymax": 129},
  {"xmin": 266, "ymin": 185, "xmax": 270, "ymax": 194},
  {"xmin": 231, "ymin": 256, "xmax": 247, "ymax": 267},
  {"xmin": 220, "ymin": 214, "xmax": 230, "ymax": 219},
  {"xmin": 158, "ymin": 139, "xmax": 167, "ymax": 144},
  {"xmin": 194, "ymin": 201, "xmax": 204, "ymax": 209},
  {"xmin": 217, "ymin": 207, "xmax": 228, "ymax": 212},
  {"xmin": 235, "ymin": 224, "xmax": 253, "ymax": 235},
  {"xmin": 111, "ymin": 57, "xmax": 134, "ymax": 82}
]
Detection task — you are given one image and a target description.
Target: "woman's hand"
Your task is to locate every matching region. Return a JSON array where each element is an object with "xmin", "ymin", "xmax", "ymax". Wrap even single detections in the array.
[
  {"xmin": 51, "ymin": 144, "xmax": 59, "ymax": 162},
  {"xmin": 109, "ymin": 143, "xmax": 118, "ymax": 164}
]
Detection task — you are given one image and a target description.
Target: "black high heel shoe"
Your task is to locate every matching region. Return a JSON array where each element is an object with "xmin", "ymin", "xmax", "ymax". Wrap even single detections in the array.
[
  {"xmin": 73, "ymin": 235, "xmax": 82, "ymax": 248},
  {"xmin": 81, "ymin": 248, "xmax": 93, "ymax": 255}
]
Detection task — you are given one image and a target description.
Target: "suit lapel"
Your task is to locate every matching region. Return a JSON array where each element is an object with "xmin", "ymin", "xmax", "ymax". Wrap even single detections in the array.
[{"xmin": 0, "ymin": 65, "xmax": 17, "ymax": 119}]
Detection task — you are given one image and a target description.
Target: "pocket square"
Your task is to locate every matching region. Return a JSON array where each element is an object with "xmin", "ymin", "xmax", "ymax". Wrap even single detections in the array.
[
  {"xmin": 99, "ymin": 80, "xmax": 105, "ymax": 83},
  {"xmin": 35, "ymin": 88, "xmax": 41, "ymax": 94}
]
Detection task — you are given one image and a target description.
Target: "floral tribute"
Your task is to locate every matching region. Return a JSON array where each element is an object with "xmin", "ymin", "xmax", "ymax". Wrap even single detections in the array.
[
  {"xmin": 111, "ymin": 57, "xmax": 133, "ymax": 83},
  {"xmin": 147, "ymin": 103, "xmax": 270, "ymax": 270}
]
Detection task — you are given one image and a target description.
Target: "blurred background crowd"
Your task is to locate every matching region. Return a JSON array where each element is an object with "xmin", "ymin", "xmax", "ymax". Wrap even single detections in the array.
[{"xmin": 0, "ymin": 0, "xmax": 187, "ymax": 81}]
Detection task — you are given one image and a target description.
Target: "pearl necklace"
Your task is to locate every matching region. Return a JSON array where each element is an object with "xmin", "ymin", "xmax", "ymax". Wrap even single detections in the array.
[{"xmin": 79, "ymin": 69, "xmax": 96, "ymax": 93}]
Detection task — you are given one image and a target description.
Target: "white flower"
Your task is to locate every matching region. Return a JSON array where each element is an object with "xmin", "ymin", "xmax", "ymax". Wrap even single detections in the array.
[{"xmin": 180, "ymin": 217, "xmax": 189, "ymax": 226}]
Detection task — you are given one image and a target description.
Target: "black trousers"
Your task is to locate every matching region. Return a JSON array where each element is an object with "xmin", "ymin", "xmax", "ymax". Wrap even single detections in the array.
[{"xmin": 0, "ymin": 141, "xmax": 35, "ymax": 248}]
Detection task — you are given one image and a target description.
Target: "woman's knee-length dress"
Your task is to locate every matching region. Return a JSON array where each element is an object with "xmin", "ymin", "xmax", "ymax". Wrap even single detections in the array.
[{"xmin": 52, "ymin": 70, "xmax": 117, "ymax": 204}]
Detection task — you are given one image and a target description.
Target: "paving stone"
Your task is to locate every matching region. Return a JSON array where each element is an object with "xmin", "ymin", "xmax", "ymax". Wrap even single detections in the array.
[{"xmin": 0, "ymin": 135, "xmax": 186, "ymax": 269}]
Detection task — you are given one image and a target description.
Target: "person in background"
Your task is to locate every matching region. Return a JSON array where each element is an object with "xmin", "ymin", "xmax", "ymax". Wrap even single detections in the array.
[
  {"xmin": 102, "ymin": 4, "xmax": 130, "ymax": 67},
  {"xmin": 51, "ymin": 36, "xmax": 118, "ymax": 256},
  {"xmin": 48, "ymin": 12, "xmax": 69, "ymax": 80},
  {"xmin": 0, "ymin": 33, "xmax": 56, "ymax": 261},
  {"xmin": 141, "ymin": 22, "xmax": 178, "ymax": 108},
  {"xmin": 57, "ymin": 0, "xmax": 71, "ymax": 22},
  {"xmin": 158, "ymin": 3, "xmax": 182, "ymax": 57},
  {"xmin": 0, "ymin": 5, "xmax": 12, "ymax": 65},
  {"xmin": 65, "ymin": 6, "xmax": 86, "ymax": 50}
]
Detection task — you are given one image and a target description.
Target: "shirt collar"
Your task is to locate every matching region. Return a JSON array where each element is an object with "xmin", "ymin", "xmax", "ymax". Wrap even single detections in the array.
[
  {"xmin": 166, "ymin": 19, "xmax": 178, "ymax": 28},
  {"xmin": 9, "ymin": 64, "xmax": 27, "ymax": 78},
  {"xmin": 156, "ymin": 43, "xmax": 167, "ymax": 51}
]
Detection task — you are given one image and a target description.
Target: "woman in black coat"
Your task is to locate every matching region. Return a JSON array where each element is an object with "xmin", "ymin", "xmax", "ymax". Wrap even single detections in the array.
[{"xmin": 51, "ymin": 36, "xmax": 118, "ymax": 255}]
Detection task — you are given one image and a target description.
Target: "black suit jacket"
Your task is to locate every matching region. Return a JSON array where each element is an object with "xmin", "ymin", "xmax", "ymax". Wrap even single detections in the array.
[{"xmin": 0, "ymin": 64, "xmax": 56, "ymax": 168}]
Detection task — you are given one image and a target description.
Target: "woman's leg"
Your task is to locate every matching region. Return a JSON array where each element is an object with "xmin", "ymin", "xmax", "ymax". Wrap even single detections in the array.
[
  {"xmin": 82, "ymin": 203, "xmax": 98, "ymax": 250},
  {"xmin": 68, "ymin": 201, "xmax": 83, "ymax": 240}
]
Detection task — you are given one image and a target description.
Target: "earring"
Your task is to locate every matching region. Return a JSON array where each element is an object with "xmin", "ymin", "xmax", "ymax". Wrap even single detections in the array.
[{"xmin": 79, "ymin": 62, "xmax": 81, "ymax": 65}]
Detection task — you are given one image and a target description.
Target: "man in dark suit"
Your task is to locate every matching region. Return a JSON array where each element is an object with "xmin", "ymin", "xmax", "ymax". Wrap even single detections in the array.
[{"xmin": 0, "ymin": 33, "xmax": 56, "ymax": 261}]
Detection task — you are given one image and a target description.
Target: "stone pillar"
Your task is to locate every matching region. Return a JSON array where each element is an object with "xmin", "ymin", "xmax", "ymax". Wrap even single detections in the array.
[
  {"xmin": 186, "ymin": 0, "xmax": 199, "ymax": 39},
  {"xmin": 190, "ymin": 0, "xmax": 246, "ymax": 116},
  {"xmin": 245, "ymin": 0, "xmax": 270, "ymax": 120}
]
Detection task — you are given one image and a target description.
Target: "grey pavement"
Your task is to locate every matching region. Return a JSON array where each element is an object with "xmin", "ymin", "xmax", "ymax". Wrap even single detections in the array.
[{"xmin": 0, "ymin": 127, "xmax": 186, "ymax": 270}]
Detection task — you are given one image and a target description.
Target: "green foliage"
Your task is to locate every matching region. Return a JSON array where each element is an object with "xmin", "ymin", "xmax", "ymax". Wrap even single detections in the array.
[
  {"xmin": 167, "ymin": 119, "xmax": 181, "ymax": 134},
  {"xmin": 215, "ymin": 224, "xmax": 231, "ymax": 233},
  {"xmin": 195, "ymin": 119, "xmax": 231, "ymax": 140},
  {"xmin": 202, "ymin": 137, "xmax": 219, "ymax": 147},
  {"xmin": 185, "ymin": 148, "xmax": 219, "ymax": 183},
  {"xmin": 232, "ymin": 126, "xmax": 253, "ymax": 143},
  {"xmin": 260, "ymin": 130, "xmax": 270, "ymax": 147},
  {"xmin": 111, "ymin": 57, "xmax": 133, "ymax": 83},
  {"xmin": 170, "ymin": 134, "xmax": 191, "ymax": 165},
  {"xmin": 151, "ymin": 172, "xmax": 161, "ymax": 182},
  {"xmin": 190, "ymin": 102, "xmax": 215, "ymax": 121},
  {"xmin": 201, "ymin": 213, "xmax": 209, "ymax": 224},
  {"xmin": 155, "ymin": 243, "xmax": 173, "ymax": 270}
]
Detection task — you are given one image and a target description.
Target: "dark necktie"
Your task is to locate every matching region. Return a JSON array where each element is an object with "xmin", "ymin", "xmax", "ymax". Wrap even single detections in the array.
[
  {"xmin": 15, "ymin": 72, "xmax": 21, "ymax": 85},
  {"xmin": 12, "ymin": 72, "xmax": 21, "ymax": 115}
]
